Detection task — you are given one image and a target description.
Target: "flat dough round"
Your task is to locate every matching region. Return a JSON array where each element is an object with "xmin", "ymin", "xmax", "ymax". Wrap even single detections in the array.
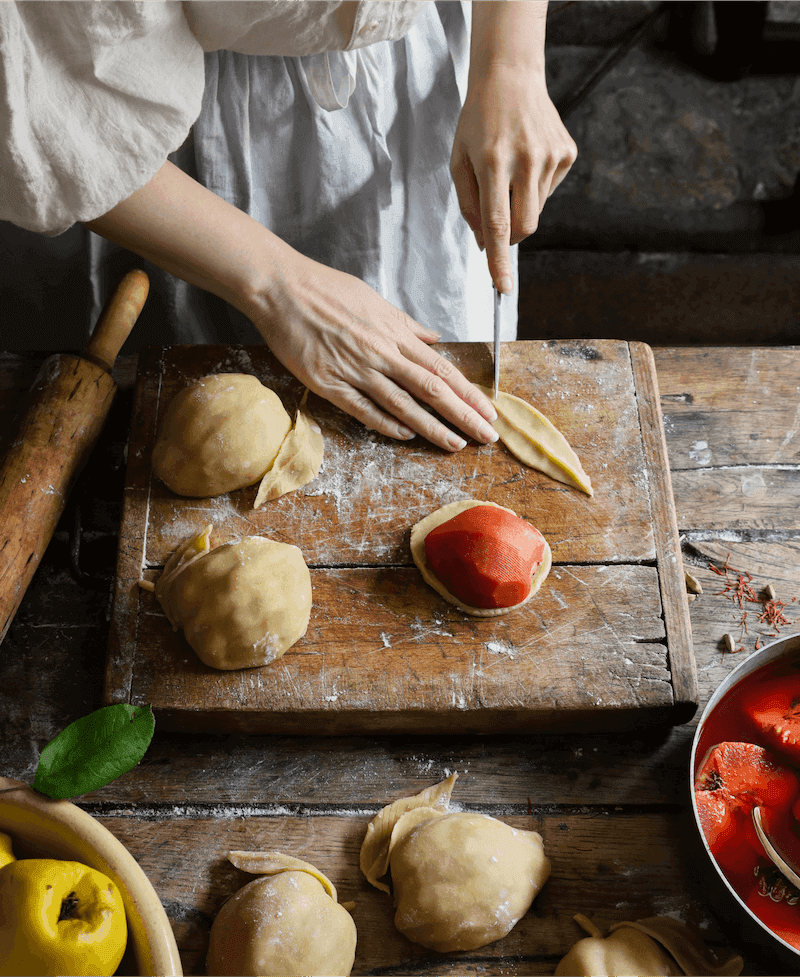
[
  {"xmin": 410, "ymin": 500, "xmax": 551, "ymax": 617},
  {"xmin": 390, "ymin": 811, "xmax": 550, "ymax": 952},
  {"xmin": 155, "ymin": 526, "xmax": 311, "ymax": 670},
  {"xmin": 152, "ymin": 373, "xmax": 292, "ymax": 497},
  {"xmin": 206, "ymin": 869, "xmax": 357, "ymax": 977}
]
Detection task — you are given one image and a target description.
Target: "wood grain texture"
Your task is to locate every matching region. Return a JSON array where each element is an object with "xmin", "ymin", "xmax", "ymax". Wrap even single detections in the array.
[
  {"xmin": 2, "ymin": 346, "xmax": 799, "ymax": 977},
  {"xmin": 106, "ymin": 341, "xmax": 694, "ymax": 733},
  {"xmin": 91, "ymin": 809, "xmax": 727, "ymax": 977}
]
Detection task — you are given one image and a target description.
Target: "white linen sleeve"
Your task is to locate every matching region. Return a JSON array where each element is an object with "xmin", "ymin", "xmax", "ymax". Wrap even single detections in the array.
[{"xmin": 0, "ymin": 1, "xmax": 205, "ymax": 235}]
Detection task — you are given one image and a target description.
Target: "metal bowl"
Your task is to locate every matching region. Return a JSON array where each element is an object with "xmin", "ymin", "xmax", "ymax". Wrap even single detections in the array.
[
  {"xmin": 690, "ymin": 632, "xmax": 800, "ymax": 964},
  {"xmin": 0, "ymin": 777, "xmax": 182, "ymax": 976}
]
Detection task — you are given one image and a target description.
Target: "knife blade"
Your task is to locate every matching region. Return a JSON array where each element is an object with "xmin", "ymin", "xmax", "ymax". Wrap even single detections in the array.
[{"xmin": 493, "ymin": 287, "xmax": 501, "ymax": 401}]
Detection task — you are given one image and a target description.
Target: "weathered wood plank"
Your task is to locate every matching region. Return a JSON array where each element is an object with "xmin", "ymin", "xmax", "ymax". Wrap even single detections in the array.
[
  {"xmin": 91, "ymin": 810, "xmax": 745, "ymax": 977},
  {"xmin": 652, "ymin": 346, "xmax": 800, "ymax": 469},
  {"xmin": 124, "ymin": 563, "xmax": 675, "ymax": 734},
  {"xmin": 138, "ymin": 342, "xmax": 653, "ymax": 568},
  {"xmin": 110, "ymin": 341, "xmax": 692, "ymax": 734}
]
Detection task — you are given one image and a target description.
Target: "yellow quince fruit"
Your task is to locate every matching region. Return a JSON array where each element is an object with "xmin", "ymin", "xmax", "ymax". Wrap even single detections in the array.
[{"xmin": 0, "ymin": 845, "xmax": 127, "ymax": 977}]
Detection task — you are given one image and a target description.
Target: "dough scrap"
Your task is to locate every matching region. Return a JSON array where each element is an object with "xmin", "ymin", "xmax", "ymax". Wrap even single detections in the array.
[
  {"xmin": 254, "ymin": 407, "xmax": 324, "ymax": 508},
  {"xmin": 152, "ymin": 373, "xmax": 292, "ymax": 497},
  {"xmin": 206, "ymin": 851, "xmax": 357, "ymax": 977},
  {"xmin": 360, "ymin": 774, "xmax": 550, "ymax": 952},
  {"xmin": 476, "ymin": 385, "xmax": 593, "ymax": 496},
  {"xmin": 153, "ymin": 524, "xmax": 311, "ymax": 670},
  {"xmin": 410, "ymin": 500, "xmax": 552, "ymax": 617}
]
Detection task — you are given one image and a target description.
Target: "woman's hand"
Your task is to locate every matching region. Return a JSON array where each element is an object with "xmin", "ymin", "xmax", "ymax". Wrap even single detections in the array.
[
  {"xmin": 87, "ymin": 161, "xmax": 498, "ymax": 453},
  {"xmin": 250, "ymin": 252, "xmax": 500, "ymax": 452},
  {"xmin": 451, "ymin": 1, "xmax": 577, "ymax": 293}
]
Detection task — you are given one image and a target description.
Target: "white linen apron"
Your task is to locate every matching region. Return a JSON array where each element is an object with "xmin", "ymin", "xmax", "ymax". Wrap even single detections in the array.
[{"xmin": 3, "ymin": 1, "xmax": 518, "ymax": 350}]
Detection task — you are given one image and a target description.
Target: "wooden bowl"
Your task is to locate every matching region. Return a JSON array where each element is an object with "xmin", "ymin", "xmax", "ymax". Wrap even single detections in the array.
[
  {"xmin": 0, "ymin": 777, "xmax": 182, "ymax": 976},
  {"xmin": 690, "ymin": 633, "xmax": 800, "ymax": 967}
]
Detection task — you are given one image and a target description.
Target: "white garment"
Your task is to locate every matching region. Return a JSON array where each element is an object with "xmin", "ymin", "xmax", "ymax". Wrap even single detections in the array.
[
  {"xmin": 0, "ymin": 0, "xmax": 423, "ymax": 235},
  {"xmin": 0, "ymin": 1, "xmax": 517, "ymax": 347}
]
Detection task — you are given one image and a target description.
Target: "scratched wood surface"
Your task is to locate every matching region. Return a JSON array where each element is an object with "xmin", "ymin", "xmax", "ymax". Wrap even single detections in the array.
[
  {"xmin": 105, "ymin": 341, "xmax": 696, "ymax": 733},
  {"xmin": 2, "ymin": 345, "xmax": 800, "ymax": 976}
]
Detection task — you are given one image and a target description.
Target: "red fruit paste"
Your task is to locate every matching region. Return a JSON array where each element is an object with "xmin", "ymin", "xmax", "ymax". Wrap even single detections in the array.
[{"xmin": 423, "ymin": 505, "xmax": 546, "ymax": 609}]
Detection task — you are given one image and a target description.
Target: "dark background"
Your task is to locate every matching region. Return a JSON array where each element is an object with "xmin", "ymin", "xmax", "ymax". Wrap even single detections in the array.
[{"xmin": 521, "ymin": 0, "xmax": 800, "ymax": 345}]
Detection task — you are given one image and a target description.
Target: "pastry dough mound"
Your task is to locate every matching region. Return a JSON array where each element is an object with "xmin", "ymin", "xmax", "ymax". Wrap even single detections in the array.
[
  {"xmin": 152, "ymin": 373, "xmax": 292, "ymax": 497},
  {"xmin": 154, "ymin": 525, "xmax": 311, "ymax": 670},
  {"xmin": 206, "ymin": 852, "xmax": 357, "ymax": 977},
  {"xmin": 360, "ymin": 775, "xmax": 550, "ymax": 953},
  {"xmin": 410, "ymin": 500, "xmax": 552, "ymax": 617},
  {"xmin": 392, "ymin": 811, "xmax": 550, "ymax": 952}
]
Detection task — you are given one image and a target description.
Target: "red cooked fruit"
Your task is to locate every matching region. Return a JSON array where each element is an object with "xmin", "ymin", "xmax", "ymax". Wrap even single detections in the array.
[
  {"xmin": 740, "ymin": 676, "xmax": 800, "ymax": 764},
  {"xmin": 694, "ymin": 742, "xmax": 800, "ymax": 883},
  {"xmin": 424, "ymin": 505, "xmax": 546, "ymax": 609}
]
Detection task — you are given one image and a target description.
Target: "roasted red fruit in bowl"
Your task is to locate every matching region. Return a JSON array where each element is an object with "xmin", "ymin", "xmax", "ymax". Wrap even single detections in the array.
[{"xmin": 691, "ymin": 634, "xmax": 800, "ymax": 966}]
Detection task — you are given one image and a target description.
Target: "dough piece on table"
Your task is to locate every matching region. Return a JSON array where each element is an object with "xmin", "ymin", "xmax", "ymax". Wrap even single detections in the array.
[
  {"xmin": 206, "ymin": 851, "xmax": 357, "ymax": 977},
  {"xmin": 410, "ymin": 500, "xmax": 552, "ymax": 617},
  {"xmin": 254, "ymin": 407, "xmax": 324, "ymax": 508},
  {"xmin": 476, "ymin": 385, "xmax": 593, "ymax": 496},
  {"xmin": 152, "ymin": 373, "xmax": 292, "ymax": 497},
  {"xmin": 153, "ymin": 523, "xmax": 311, "ymax": 670},
  {"xmin": 360, "ymin": 774, "xmax": 550, "ymax": 952}
]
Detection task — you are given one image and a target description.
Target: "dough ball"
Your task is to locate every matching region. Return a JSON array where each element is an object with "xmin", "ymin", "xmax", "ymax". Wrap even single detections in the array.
[
  {"xmin": 360, "ymin": 775, "xmax": 550, "ymax": 953},
  {"xmin": 390, "ymin": 812, "xmax": 550, "ymax": 952},
  {"xmin": 154, "ymin": 525, "xmax": 311, "ymax": 670},
  {"xmin": 152, "ymin": 373, "xmax": 292, "ymax": 497},
  {"xmin": 410, "ymin": 500, "xmax": 552, "ymax": 617},
  {"xmin": 206, "ymin": 870, "xmax": 357, "ymax": 977}
]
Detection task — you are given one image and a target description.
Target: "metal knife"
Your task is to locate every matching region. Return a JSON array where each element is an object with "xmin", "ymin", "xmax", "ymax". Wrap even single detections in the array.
[{"xmin": 493, "ymin": 286, "xmax": 502, "ymax": 401}]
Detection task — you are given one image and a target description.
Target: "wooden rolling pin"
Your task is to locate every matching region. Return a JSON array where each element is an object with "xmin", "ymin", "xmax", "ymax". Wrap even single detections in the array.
[{"xmin": 0, "ymin": 269, "xmax": 150, "ymax": 645}]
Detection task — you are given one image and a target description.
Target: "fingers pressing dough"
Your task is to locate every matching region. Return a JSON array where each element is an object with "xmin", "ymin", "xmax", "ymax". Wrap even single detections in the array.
[
  {"xmin": 153, "ymin": 524, "xmax": 311, "ymax": 670},
  {"xmin": 360, "ymin": 774, "xmax": 550, "ymax": 952},
  {"xmin": 410, "ymin": 500, "xmax": 552, "ymax": 617},
  {"xmin": 206, "ymin": 851, "xmax": 357, "ymax": 977}
]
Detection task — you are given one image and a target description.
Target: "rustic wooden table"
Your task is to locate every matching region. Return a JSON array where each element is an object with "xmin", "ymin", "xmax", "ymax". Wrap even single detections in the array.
[{"xmin": 2, "ymin": 344, "xmax": 799, "ymax": 976}]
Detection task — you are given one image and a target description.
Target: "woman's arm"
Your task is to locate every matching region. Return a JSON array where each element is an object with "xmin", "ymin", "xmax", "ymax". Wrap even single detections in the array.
[
  {"xmin": 86, "ymin": 160, "xmax": 499, "ymax": 452},
  {"xmin": 451, "ymin": 0, "xmax": 577, "ymax": 292}
]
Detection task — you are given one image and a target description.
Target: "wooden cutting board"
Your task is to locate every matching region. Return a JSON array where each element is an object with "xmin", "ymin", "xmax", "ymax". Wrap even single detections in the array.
[{"xmin": 104, "ymin": 340, "xmax": 697, "ymax": 733}]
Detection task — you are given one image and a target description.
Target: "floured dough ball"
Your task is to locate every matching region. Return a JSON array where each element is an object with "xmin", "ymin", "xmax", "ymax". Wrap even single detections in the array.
[
  {"xmin": 206, "ymin": 851, "xmax": 357, "ymax": 977},
  {"xmin": 360, "ymin": 774, "xmax": 550, "ymax": 952},
  {"xmin": 410, "ymin": 500, "xmax": 552, "ymax": 617},
  {"xmin": 152, "ymin": 373, "xmax": 292, "ymax": 497},
  {"xmin": 153, "ymin": 524, "xmax": 311, "ymax": 670}
]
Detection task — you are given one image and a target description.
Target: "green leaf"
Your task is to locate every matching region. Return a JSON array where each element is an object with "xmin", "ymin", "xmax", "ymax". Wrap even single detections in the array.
[{"xmin": 32, "ymin": 704, "xmax": 155, "ymax": 800}]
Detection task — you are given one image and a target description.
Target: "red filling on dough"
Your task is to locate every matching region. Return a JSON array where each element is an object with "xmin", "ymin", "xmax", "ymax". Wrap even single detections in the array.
[{"xmin": 423, "ymin": 505, "xmax": 546, "ymax": 609}]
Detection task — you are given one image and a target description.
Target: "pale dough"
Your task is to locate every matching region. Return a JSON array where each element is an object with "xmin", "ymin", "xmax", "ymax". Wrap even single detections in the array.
[
  {"xmin": 476, "ymin": 385, "xmax": 593, "ymax": 496},
  {"xmin": 360, "ymin": 774, "xmax": 550, "ymax": 953},
  {"xmin": 206, "ymin": 851, "xmax": 357, "ymax": 977},
  {"xmin": 154, "ymin": 524, "xmax": 311, "ymax": 670},
  {"xmin": 254, "ymin": 407, "xmax": 324, "ymax": 508},
  {"xmin": 152, "ymin": 373, "xmax": 292, "ymax": 497},
  {"xmin": 410, "ymin": 500, "xmax": 552, "ymax": 617}
]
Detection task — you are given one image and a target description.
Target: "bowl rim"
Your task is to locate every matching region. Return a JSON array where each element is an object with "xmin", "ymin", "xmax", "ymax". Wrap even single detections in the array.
[
  {"xmin": 689, "ymin": 632, "xmax": 800, "ymax": 959},
  {"xmin": 0, "ymin": 776, "xmax": 182, "ymax": 976}
]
